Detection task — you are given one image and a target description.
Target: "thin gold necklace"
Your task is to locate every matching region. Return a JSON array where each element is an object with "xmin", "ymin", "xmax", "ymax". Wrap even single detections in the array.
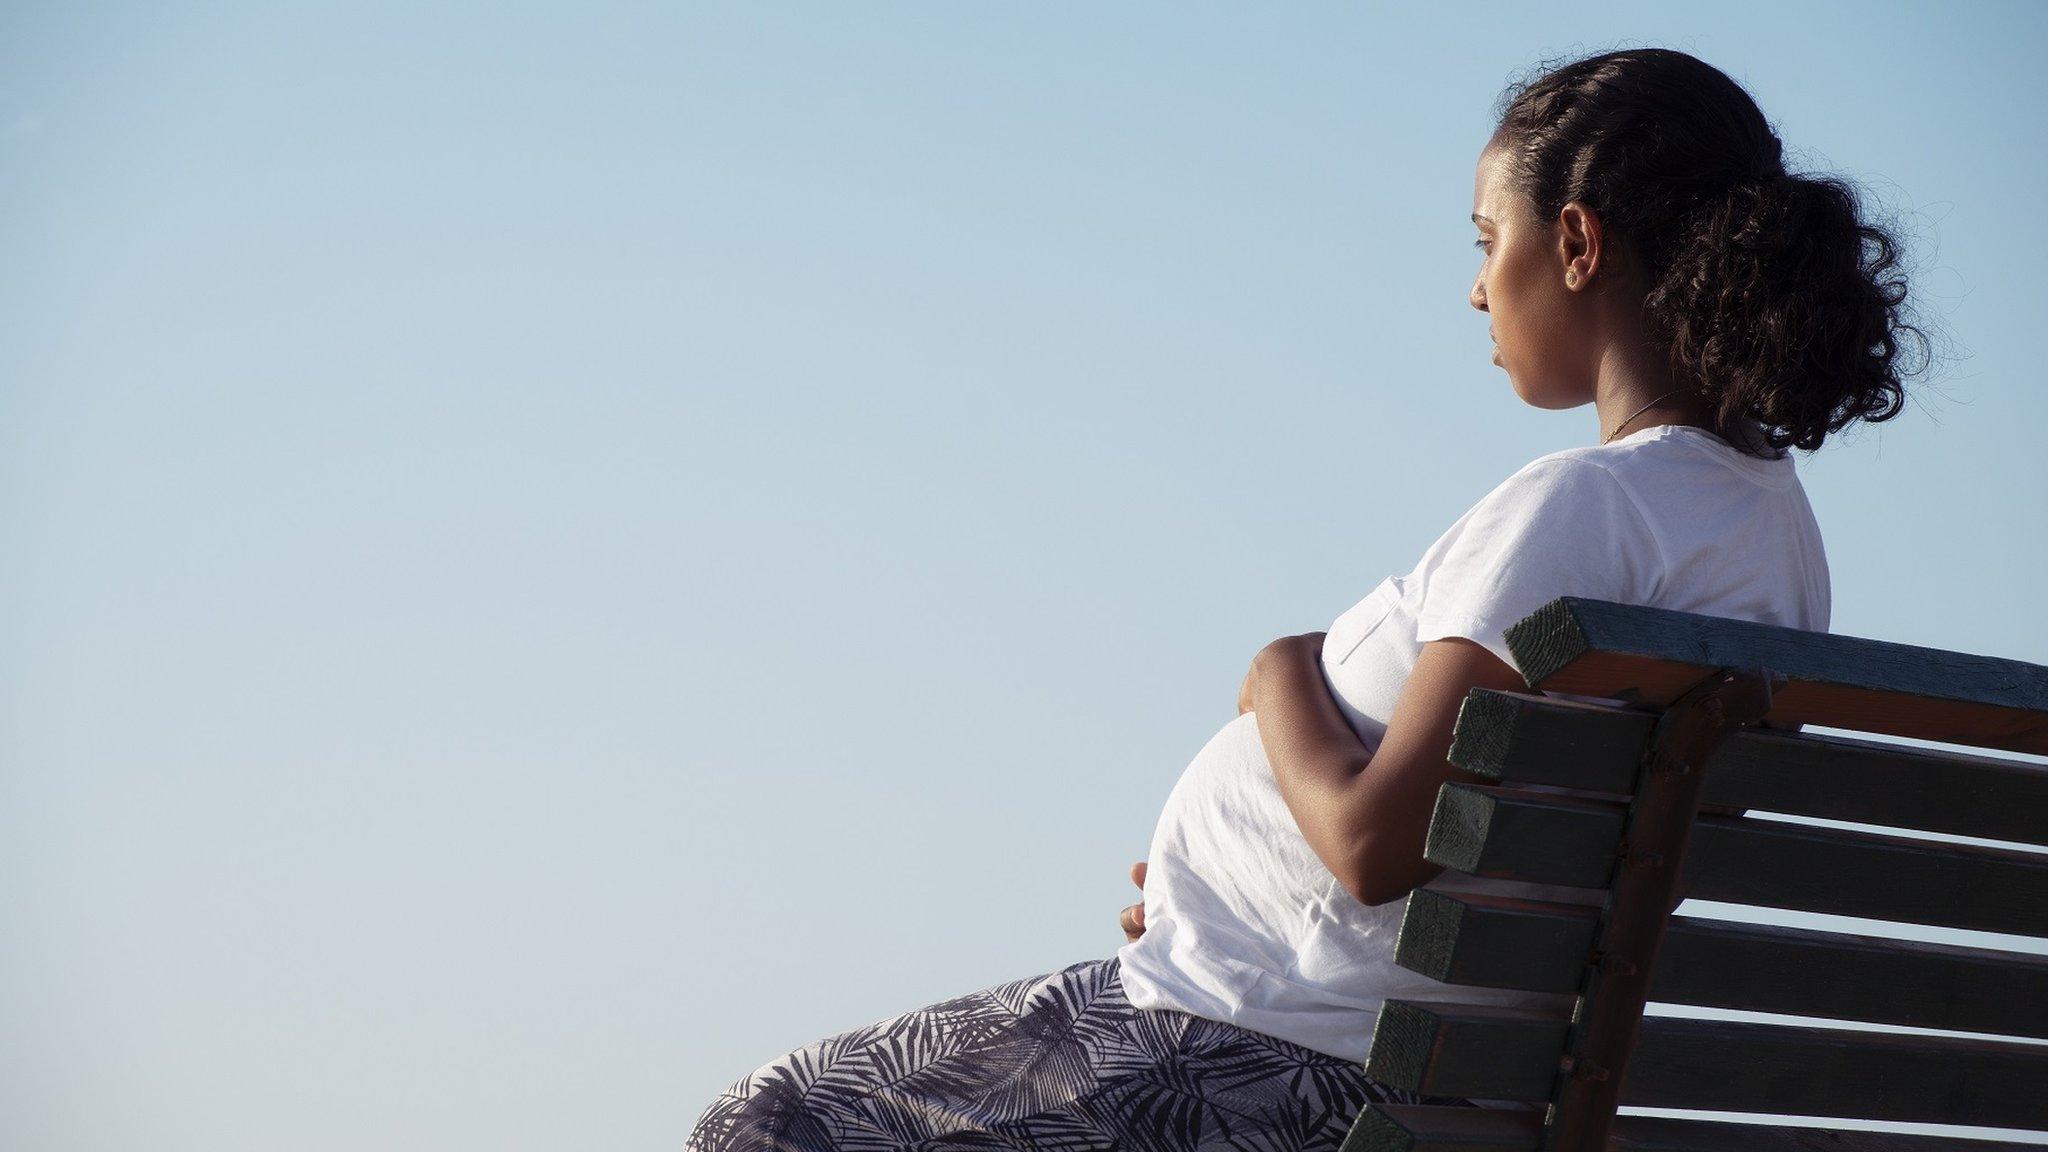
[{"xmin": 1602, "ymin": 387, "xmax": 1690, "ymax": 445}]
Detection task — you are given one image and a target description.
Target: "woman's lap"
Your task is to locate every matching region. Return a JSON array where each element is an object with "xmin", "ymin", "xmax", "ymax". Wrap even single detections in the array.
[{"xmin": 684, "ymin": 954, "xmax": 1478, "ymax": 1151}]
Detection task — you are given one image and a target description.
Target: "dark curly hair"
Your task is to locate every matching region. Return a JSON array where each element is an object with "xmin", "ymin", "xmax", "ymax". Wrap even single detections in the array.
[{"xmin": 1489, "ymin": 47, "xmax": 1935, "ymax": 456}]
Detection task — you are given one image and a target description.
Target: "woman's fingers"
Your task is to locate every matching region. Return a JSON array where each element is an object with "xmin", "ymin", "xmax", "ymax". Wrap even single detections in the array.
[{"xmin": 1123, "ymin": 861, "xmax": 1150, "ymax": 939}]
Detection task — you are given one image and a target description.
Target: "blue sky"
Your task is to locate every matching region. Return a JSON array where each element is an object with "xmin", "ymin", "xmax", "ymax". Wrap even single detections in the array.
[{"xmin": 4, "ymin": 3, "xmax": 2046, "ymax": 1149}]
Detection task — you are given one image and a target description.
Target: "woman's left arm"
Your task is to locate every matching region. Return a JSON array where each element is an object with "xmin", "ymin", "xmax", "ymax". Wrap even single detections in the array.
[{"xmin": 1249, "ymin": 632, "xmax": 1527, "ymax": 906}]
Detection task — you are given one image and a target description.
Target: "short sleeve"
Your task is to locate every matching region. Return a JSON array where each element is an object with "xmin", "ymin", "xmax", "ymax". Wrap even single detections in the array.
[{"xmin": 1413, "ymin": 457, "xmax": 1666, "ymax": 673}]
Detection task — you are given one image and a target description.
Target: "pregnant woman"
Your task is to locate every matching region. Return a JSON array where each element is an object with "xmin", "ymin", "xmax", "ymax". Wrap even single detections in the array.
[{"xmin": 686, "ymin": 46, "xmax": 1925, "ymax": 1151}]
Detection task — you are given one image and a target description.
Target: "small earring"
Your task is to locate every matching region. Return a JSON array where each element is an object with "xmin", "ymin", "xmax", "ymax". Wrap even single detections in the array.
[{"xmin": 1565, "ymin": 270, "xmax": 1580, "ymax": 287}]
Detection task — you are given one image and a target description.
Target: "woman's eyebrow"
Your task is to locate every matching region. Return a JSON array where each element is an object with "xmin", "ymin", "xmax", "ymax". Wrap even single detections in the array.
[{"xmin": 1471, "ymin": 213, "xmax": 1495, "ymax": 226}]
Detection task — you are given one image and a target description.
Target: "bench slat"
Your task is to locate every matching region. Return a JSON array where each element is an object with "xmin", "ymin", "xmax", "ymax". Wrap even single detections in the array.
[
  {"xmin": 1393, "ymin": 888, "xmax": 1600, "ymax": 993},
  {"xmin": 1395, "ymin": 887, "xmax": 2048, "ymax": 1039},
  {"xmin": 1501, "ymin": 597, "xmax": 2048, "ymax": 754},
  {"xmin": 1341, "ymin": 1103, "xmax": 1538, "ymax": 1152},
  {"xmin": 1364, "ymin": 1001, "xmax": 1568, "ymax": 1102},
  {"xmin": 1425, "ymin": 783, "xmax": 2048, "ymax": 937},
  {"xmin": 1448, "ymin": 688, "xmax": 2048, "ymax": 848},
  {"xmin": 1628, "ymin": 1015, "xmax": 2048, "ymax": 1129},
  {"xmin": 1343, "ymin": 1105, "xmax": 2048, "ymax": 1152},
  {"xmin": 1424, "ymin": 784, "xmax": 1629, "ymax": 889},
  {"xmin": 1366, "ymin": 1001, "xmax": 2048, "ymax": 1129}
]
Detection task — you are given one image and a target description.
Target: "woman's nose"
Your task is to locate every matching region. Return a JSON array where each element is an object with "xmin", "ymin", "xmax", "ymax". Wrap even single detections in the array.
[{"xmin": 1469, "ymin": 278, "xmax": 1487, "ymax": 312}]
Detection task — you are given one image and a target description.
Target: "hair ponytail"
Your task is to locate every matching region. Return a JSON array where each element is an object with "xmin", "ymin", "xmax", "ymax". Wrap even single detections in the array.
[
  {"xmin": 1491, "ymin": 48, "xmax": 1935, "ymax": 457},
  {"xmin": 1645, "ymin": 170, "xmax": 1913, "ymax": 453}
]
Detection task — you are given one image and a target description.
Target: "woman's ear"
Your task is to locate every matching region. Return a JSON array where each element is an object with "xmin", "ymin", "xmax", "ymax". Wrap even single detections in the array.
[{"xmin": 1555, "ymin": 201, "xmax": 1603, "ymax": 286}]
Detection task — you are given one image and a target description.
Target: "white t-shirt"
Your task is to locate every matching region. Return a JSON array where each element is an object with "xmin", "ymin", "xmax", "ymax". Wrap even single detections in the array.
[{"xmin": 1115, "ymin": 423, "xmax": 1831, "ymax": 1082}]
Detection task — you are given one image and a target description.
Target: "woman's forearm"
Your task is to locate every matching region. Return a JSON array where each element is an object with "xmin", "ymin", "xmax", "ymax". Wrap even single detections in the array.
[{"xmin": 1251, "ymin": 635, "xmax": 1377, "ymax": 895}]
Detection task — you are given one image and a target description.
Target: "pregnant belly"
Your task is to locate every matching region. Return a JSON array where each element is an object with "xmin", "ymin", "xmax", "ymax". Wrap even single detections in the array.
[
  {"xmin": 1123, "ymin": 698, "xmax": 1606, "ymax": 1034},
  {"xmin": 1140, "ymin": 712, "xmax": 1346, "ymax": 957}
]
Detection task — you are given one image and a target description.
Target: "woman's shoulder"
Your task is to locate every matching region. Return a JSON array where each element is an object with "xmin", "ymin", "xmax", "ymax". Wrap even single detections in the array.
[
  {"xmin": 1517, "ymin": 423, "xmax": 1799, "ymax": 493},
  {"xmin": 1485, "ymin": 445, "xmax": 1628, "ymax": 497}
]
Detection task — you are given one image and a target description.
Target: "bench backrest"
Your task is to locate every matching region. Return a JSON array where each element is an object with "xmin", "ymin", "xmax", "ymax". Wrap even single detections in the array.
[{"xmin": 1343, "ymin": 596, "xmax": 2048, "ymax": 1152}]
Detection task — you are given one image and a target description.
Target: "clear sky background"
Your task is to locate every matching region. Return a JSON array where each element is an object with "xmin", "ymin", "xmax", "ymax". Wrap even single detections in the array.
[{"xmin": 5, "ymin": 3, "xmax": 2047, "ymax": 1150}]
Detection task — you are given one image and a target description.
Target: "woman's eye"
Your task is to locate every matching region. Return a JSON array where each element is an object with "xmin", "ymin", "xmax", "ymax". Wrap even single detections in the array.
[{"xmin": 1472, "ymin": 239, "xmax": 1491, "ymax": 252}]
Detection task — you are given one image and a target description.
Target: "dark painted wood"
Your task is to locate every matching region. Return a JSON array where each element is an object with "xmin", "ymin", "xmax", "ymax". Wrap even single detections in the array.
[
  {"xmin": 1368, "ymin": 603, "xmax": 2048, "ymax": 1145},
  {"xmin": 1652, "ymin": 912, "xmax": 2048, "ymax": 1040},
  {"xmin": 1369, "ymin": 1002, "xmax": 2048, "ymax": 1129},
  {"xmin": 1424, "ymin": 782, "xmax": 2048, "ymax": 936},
  {"xmin": 1544, "ymin": 668, "xmax": 1780, "ymax": 1152},
  {"xmin": 1342, "ymin": 1105, "xmax": 2048, "ymax": 1152},
  {"xmin": 1396, "ymin": 887, "xmax": 2048, "ymax": 1039},
  {"xmin": 1603, "ymin": 1115, "xmax": 2048, "ymax": 1152},
  {"xmin": 1446, "ymin": 688, "xmax": 1645, "ymax": 795},
  {"xmin": 1425, "ymin": 784, "xmax": 1626, "ymax": 890},
  {"xmin": 1626, "ymin": 1014, "xmax": 2048, "ymax": 1129},
  {"xmin": 1340, "ymin": 1104, "xmax": 1540, "ymax": 1152},
  {"xmin": 1364, "ymin": 1000, "xmax": 1569, "ymax": 1103},
  {"xmin": 1500, "ymin": 597, "xmax": 2048, "ymax": 754},
  {"xmin": 1447, "ymin": 688, "xmax": 2048, "ymax": 847},
  {"xmin": 1681, "ymin": 812, "xmax": 2048, "ymax": 938},
  {"xmin": 1394, "ymin": 888, "xmax": 1599, "ymax": 994}
]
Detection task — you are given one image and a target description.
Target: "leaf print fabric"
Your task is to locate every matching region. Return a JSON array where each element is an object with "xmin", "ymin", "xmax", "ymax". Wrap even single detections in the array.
[{"xmin": 684, "ymin": 955, "xmax": 1477, "ymax": 1151}]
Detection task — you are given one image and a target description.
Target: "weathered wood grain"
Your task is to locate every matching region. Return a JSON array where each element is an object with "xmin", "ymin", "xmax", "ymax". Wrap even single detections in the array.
[
  {"xmin": 1364, "ymin": 1000, "xmax": 1568, "ymax": 1103},
  {"xmin": 1626, "ymin": 1014, "xmax": 2048, "ymax": 1128},
  {"xmin": 1424, "ymin": 784, "xmax": 1627, "ymax": 890},
  {"xmin": 1340, "ymin": 1105, "xmax": 2048, "ymax": 1152},
  {"xmin": 1363, "ymin": 601, "xmax": 2048, "ymax": 1145},
  {"xmin": 1500, "ymin": 597, "xmax": 2048, "ymax": 754},
  {"xmin": 1540, "ymin": 667, "xmax": 1778, "ymax": 1152},
  {"xmin": 1424, "ymin": 783, "xmax": 2048, "ymax": 936},
  {"xmin": 1339, "ymin": 1103, "xmax": 1539, "ymax": 1152},
  {"xmin": 1365, "ymin": 1001, "xmax": 2048, "ymax": 1128},
  {"xmin": 1447, "ymin": 688, "xmax": 2048, "ymax": 847},
  {"xmin": 1394, "ymin": 888, "xmax": 1600, "ymax": 994},
  {"xmin": 1395, "ymin": 887, "xmax": 2048, "ymax": 1039}
]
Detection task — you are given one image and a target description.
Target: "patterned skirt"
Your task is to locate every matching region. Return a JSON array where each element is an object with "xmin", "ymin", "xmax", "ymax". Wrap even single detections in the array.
[{"xmin": 684, "ymin": 953, "xmax": 1479, "ymax": 1151}]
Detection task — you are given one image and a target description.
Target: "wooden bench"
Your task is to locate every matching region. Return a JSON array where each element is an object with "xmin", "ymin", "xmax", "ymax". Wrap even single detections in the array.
[{"xmin": 1340, "ymin": 596, "xmax": 2048, "ymax": 1151}]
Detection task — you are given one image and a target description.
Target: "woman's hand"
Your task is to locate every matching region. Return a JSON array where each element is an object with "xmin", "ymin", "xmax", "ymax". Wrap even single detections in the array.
[
  {"xmin": 1120, "ymin": 860, "xmax": 1147, "ymax": 942},
  {"xmin": 1241, "ymin": 633, "xmax": 1327, "ymax": 714}
]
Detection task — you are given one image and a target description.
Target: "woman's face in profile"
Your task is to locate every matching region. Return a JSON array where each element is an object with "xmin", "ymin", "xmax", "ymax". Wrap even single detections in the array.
[{"xmin": 1469, "ymin": 142, "xmax": 1587, "ymax": 410}]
